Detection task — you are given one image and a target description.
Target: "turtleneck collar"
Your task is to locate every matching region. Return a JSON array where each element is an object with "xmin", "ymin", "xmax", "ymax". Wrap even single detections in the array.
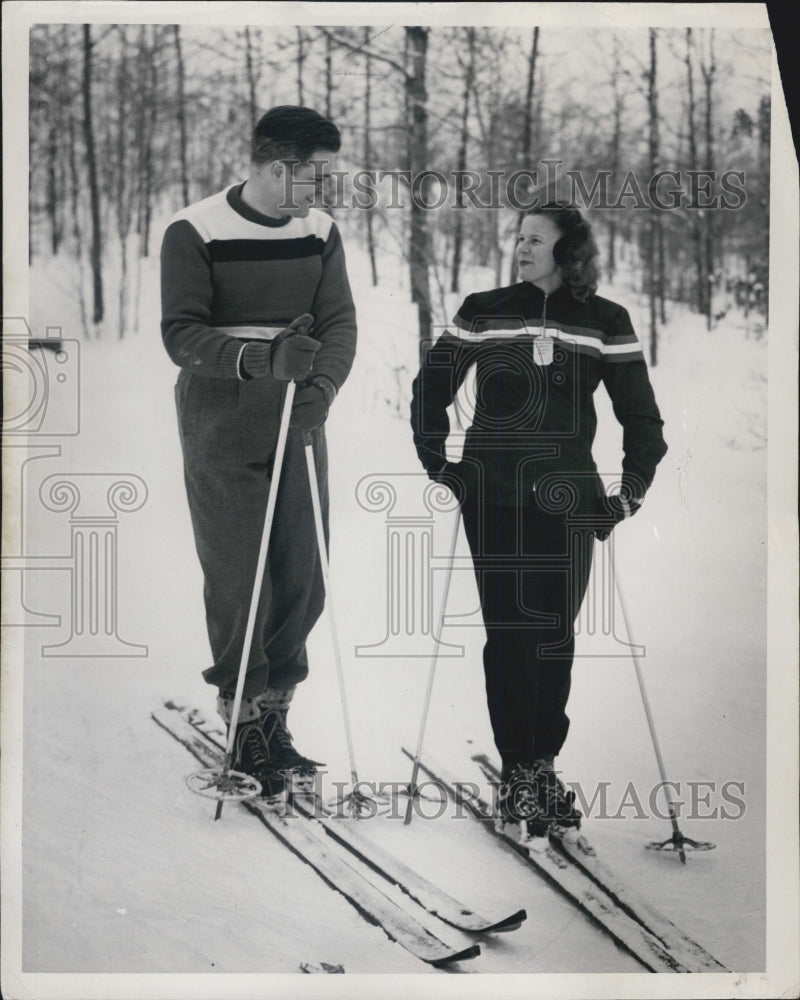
[{"xmin": 226, "ymin": 182, "xmax": 293, "ymax": 228}]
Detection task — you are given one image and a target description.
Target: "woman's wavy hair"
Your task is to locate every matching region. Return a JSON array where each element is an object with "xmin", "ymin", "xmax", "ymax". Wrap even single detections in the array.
[{"xmin": 525, "ymin": 203, "xmax": 600, "ymax": 301}]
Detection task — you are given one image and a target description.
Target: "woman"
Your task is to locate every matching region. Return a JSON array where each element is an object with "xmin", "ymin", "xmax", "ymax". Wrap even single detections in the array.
[{"xmin": 410, "ymin": 203, "xmax": 667, "ymax": 848}]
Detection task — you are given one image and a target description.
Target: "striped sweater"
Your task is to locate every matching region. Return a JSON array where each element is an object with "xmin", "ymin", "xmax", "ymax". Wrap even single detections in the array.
[
  {"xmin": 160, "ymin": 183, "xmax": 356, "ymax": 389},
  {"xmin": 410, "ymin": 281, "xmax": 667, "ymax": 508}
]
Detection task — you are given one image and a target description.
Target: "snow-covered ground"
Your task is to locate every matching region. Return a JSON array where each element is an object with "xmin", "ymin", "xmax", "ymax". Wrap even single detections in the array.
[{"xmin": 4, "ymin": 226, "xmax": 783, "ymax": 996}]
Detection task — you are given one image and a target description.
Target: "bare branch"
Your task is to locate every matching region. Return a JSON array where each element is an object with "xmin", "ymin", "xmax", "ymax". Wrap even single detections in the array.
[{"xmin": 319, "ymin": 26, "xmax": 409, "ymax": 80}]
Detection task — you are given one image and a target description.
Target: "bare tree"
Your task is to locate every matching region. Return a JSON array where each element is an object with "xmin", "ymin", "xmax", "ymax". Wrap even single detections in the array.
[
  {"xmin": 684, "ymin": 28, "xmax": 706, "ymax": 314},
  {"xmin": 324, "ymin": 30, "xmax": 333, "ymax": 119},
  {"xmin": 606, "ymin": 36, "xmax": 625, "ymax": 282},
  {"xmin": 406, "ymin": 26, "xmax": 432, "ymax": 340},
  {"xmin": 82, "ymin": 24, "xmax": 104, "ymax": 329},
  {"xmin": 508, "ymin": 27, "xmax": 539, "ymax": 282},
  {"xmin": 67, "ymin": 107, "xmax": 90, "ymax": 337},
  {"xmin": 135, "ymin": 25, "xmax": 160, "ymax": 259},
  {"xmin": 646, "ymin": 28, "xmax": 661, "ymax": 365},
  {"xmin": 451, "ymin": 27, "xmax": 476, "ymax": 294},
  {"xmin": 699, "ymin": 28, "xmax": 717, "ymax": 329},
  {"xmin": 173, "ymin": 25, "xmax": 189, "ymax": 206},
  {"xmin": 115, "ymin": 26, "xmax": 133, "ymax": 337},
  {"xmin": 363, "ymin": 28, "xmax": 378, "ymax": 286},
  {"xmin": 244, "ymin": 27, "xmax": 260, "ymax": 131},
  {"xmin": 296, "ymin": 27, "xmax": 306, "ymax": 103}
]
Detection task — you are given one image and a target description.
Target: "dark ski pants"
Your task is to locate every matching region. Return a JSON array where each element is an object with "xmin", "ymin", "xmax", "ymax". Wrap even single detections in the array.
[
  {"xmin": 175, "ymin": 370, "xmax": 327, "ymax": 698},
  {"xmin": 460, "ymin": 493, "xmax": 594, "ymax": 770}
]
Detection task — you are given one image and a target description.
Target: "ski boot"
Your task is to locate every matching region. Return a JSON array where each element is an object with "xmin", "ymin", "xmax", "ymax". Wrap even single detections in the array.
[
  {"xmin": 496, "ymin": 762, "xmax": 553, "ymax": 854},
  {"xmin": 231, "ymin": 719, "xmax": 288, "ymax": 800},
  {"xmin": 260, "ymin": 708, "xmax": 325, "ymax": 797},
  {"xmin": 217, "ymin": 689, "xmax": 290, "ymax": 801},
  {"xmin": 533, "ymin": 757, "xmax": 595, "ymax": 856}
]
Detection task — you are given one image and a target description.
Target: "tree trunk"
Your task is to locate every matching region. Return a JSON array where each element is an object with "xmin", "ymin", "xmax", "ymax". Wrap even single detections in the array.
[
  {"xmin": 296, "ymin": 27, "xmax": 306, "ymax": 104},
  {"xmin": 82, "ymin": 24, "xmax": 104, "ymax": 329},
  {"xmin": 657, "ymin": 223, "xmax": 667, "ymax": 325},
  {"xmin": 406, "ymin": 27, "xmax": 431, "ymax": 341},
  {"xmin": 173, "ymin": 25, "xmax": 189, "ymax": 205},
  {"xmin": 47, "ymin": 68, "xmax": 63, "ymax": 258},
  {"xmin": 520, "ymin": 27, "xmax": 539, "ymax": 173},
  {"xmin": 244, "ymin": 27, "xmax": 259, "ymax": 131},
  {"xmin": 116, "ymin": 27, "xmax": 131, "ymax": 338},
  {"xmin": 647, "ymin": 29, "xmax": 659, "ymax": 366},
  {"xmin": 607, "ymin": 39, "xmax": 622, "ymax": 282},
  {"xmin": 757, "ymin": 94, "xmax": 770, "ymax": 323},
  {"xmin": 325, "ymin": 31, "xmax": 333, "ymax": 119},
  {"xmin": 685, "ymin": 28, "xmax": 705, "ymax": 314},
  {"xmin": 509, "ymin": 26, "xmax": 539, "ymax": 283},
  {"xmin": 700, "ymin": 29, "xmax": 716, "ymax": 330},
  {"xmin": 68, "ymin": 109, "xmax": 89, "ymax": 338},
  {"xmin": 451, "ymin": 27, "xmax": 476, "ymax": 294},
  {"xmin": 363, "ymin": 28, "xmax": 378, "ymax": 286},
  {"xmin": 138, "ymin": 25, "xmax": 159, "ymax": 258}
]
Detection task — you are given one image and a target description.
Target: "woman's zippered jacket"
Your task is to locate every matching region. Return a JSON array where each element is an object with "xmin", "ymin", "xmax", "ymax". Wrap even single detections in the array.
[{"xmin": 410, "ymin": 281, "xmax": 668, "ymax": 513}]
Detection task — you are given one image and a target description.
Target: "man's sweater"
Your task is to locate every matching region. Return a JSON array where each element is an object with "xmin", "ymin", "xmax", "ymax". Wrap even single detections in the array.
[
  {"xmin": 160, "ymin": 183, "xmax": 356, "ymax": 389},
  {"xmin": 410, "ymin": 281, "xmax": 667, "ymax": 509}
]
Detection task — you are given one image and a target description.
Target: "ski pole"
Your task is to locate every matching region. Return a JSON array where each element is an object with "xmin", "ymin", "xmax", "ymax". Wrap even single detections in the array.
[
  {"xmin": 301, "ymin": 430, "xmax": 375, "ymax": 817},
  {"xmin": 608, "ymin": 543, "xmax": 715, "ymax": 861},
  {"xmin": 212, "ymin": 379, "xmax": 297, "ymax": 821},
  {"xmin": 404, "ymin": 510, "xmax": 462, "ymax": 825}
]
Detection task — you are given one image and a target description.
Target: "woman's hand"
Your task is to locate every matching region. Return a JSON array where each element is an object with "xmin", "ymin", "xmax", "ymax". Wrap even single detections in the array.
[
  {"xmin": 427, "ymin": 461, "xmax": 479, "ymax": 503},
  {"xmin": 590, "ymin": 494, "xmax": 642, "ymax": 541}
]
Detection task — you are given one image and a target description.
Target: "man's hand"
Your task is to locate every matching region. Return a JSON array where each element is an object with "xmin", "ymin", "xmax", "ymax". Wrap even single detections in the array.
[
  {"xmin": 290, "ymin": 375, "xmax": 336, "ymax": 430},
  {"xmin": 270, "ymin": 313, "xmax": 320, "ymax": 381}
]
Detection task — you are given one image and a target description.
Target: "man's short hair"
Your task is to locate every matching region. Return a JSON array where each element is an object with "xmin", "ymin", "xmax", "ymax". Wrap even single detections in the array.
[{"xmin": 252, "ymin": 106, "xmax": 341, "ymax": 165}]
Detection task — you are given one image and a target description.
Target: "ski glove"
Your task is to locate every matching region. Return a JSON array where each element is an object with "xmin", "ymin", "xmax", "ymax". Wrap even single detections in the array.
[
  {"xmin": 590, "ymin": 494, "xmax": 642, "ymax": 541},
  {"xmin": 290, "ymin": 374, "xmax": 337, "ymax": 430},
  {"xmin": 241, "ymin": 313, "xmax": 319, "ymax": 381}
]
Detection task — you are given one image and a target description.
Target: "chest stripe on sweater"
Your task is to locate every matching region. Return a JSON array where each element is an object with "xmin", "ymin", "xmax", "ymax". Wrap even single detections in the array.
[
  {"xmin": 207, "ymin": 236, "xmax": 325, "ymax": 263},
  {"xmin": 445, "ymin": 323, "xmax": 642, "ymax": 358}
]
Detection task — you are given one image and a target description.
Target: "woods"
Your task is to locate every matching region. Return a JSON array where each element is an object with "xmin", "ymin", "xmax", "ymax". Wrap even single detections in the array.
[{"xmin": 28, "ymin": 23, "xmax": 771, "ymax": 352}]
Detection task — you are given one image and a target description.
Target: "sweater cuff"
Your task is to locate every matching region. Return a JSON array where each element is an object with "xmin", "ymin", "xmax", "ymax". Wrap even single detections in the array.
[
  {"xmin": 307, "ymin": 359, "xmax": 344, "ymax": 393},
  {"xmin": 310, "ymin": 373, "xmax": 337, "ymax": 407},
  {"xmin": 217, "ymin": 337, "xmax": 251, "ymax": 379},
  {"xmin": 240, "ymin": 341, "xmax": 272, "ymax": 379}
]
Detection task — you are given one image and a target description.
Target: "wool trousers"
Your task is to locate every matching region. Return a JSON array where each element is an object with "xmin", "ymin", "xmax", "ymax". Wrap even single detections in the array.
[
  {"xmin": 460, "ymin": 492, "xmax": 594, "ymax": 771},
  {"xmin": 175, "ymin": 370, "xmax": 327, "ymax": 698}
]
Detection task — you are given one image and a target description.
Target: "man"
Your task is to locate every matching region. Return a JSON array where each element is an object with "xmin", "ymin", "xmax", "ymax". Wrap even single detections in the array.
[{"xmin": 161, "ymin": 106, "xmax": 357, "ymax": 795}]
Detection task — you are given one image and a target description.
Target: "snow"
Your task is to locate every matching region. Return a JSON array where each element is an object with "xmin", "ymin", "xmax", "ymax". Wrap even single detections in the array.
[{"xmin": 5, "ymin": 221, "xmax": 786, "ymax": 998}]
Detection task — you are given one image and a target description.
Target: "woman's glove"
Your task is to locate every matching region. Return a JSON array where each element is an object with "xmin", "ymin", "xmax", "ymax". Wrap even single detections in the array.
[
  {"xmin": 427, "ymin": 461, "xmax": 478, "ymax": 503},
  {"xmin": 590, "ymin": 494, "xmax": 642, "ymax": 541}
]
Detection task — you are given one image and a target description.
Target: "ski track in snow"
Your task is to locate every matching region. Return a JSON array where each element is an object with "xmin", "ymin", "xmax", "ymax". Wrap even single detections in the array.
[{"xmin": 17, "ymin": 234, "xmax": 767, "ymax": 978}]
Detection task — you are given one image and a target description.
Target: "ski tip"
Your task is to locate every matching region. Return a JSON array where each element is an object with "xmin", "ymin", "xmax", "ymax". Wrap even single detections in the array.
[
  {"xmin": 490, "ymin": 908, "xmax": 527, "ymax": 933},
  {"xmin": 299, "ymin": 961, "xmax": 345, "ymax": 974},
  {"xmin": 430, "ymin": 942, "xmax": 481, "ymax": 967}
]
